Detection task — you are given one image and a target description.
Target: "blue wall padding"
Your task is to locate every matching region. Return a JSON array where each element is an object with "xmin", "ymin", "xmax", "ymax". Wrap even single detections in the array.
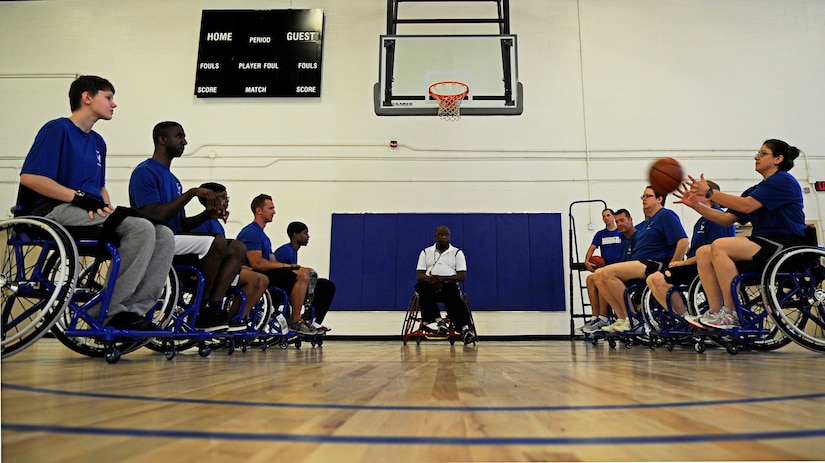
[{"xmin": 330, "ymin": 213, "xmax": 564, "ymax": 311}]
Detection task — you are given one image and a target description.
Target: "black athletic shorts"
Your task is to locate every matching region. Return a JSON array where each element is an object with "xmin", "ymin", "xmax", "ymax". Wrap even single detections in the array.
[
  {"xmin": 262, "ymin": 267, "xmax": 298, "ymax": 290},
  {"xmin": 641, "ymin": 259, "xmax": 671, "ymax": 277},
  {"xmin": 748, "ymin": 235, "xmax": 806, "ymax": 264},
  {"xmin": 662, "ymin": 263, "xmax": 698, "ymax": 286}
]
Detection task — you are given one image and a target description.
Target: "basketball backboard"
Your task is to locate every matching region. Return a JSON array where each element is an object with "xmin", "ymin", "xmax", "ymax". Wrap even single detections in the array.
[{"xmin": 374, "ymin": 34, "xmax": 523, "ymax": 116}]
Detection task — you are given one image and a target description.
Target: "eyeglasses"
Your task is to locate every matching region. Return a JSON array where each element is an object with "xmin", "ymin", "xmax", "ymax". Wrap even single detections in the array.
[
  {"xmin": 640, "ymin": 194, "xmax": 655, "ymax": 200},
  {"xmin": 757, "ymin": 151, "xmax": 772, "ymax": 158}
]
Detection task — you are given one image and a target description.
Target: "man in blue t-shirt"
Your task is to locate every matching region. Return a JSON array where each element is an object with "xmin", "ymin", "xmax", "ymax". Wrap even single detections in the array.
[
  {"xmin": 584, "ymin": 208, "xmax": 625, "ymax": 272},
  {"xmin": 20, "ymin": 75, "xmax": 174, "ymax": 330},
  {"xmin": 190, "ymin": 182, "xmax": 228, "ymax": 235},
  {"xmin": 595, "ymin": 186, "xmax": 689, "ymax": 333},
  {"xmin": 129, "ymin": 121, "xmax": 247, "ymax": 332},
  {"xmin": 237, "ymin": 194, "xmax": 316, "ymax": 335},
  {"xmin": 273, "ymin": 221, "xmax": 336, "ymax": 332},
  {"xmin": 189, "ymin": 182, "xmax": 269, "ymax": 324},
  {"xmin": 580, "ymin": 208, "xmax": 638, "ymax": 334}
]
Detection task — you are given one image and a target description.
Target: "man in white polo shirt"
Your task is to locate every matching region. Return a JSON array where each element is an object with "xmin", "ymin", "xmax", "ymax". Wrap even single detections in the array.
[{"xmin": 415, "ymin": 225, "xmax": 474, "ymax": 343}]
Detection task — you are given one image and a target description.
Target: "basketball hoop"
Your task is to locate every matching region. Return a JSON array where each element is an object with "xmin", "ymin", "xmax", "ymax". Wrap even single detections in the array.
[{"xmin": 429, "ymin": 81, "xmax": 469, "ymax": 121}]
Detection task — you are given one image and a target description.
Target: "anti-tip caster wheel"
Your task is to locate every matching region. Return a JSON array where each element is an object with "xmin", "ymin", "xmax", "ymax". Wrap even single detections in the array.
[{"xmin": 105, "ymin": 347, "xmax": 121, "ymax": 364}]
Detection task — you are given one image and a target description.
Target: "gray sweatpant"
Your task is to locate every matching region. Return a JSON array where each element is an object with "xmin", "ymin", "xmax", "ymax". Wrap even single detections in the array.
[{"xmin": 45, "ymin": 204, "xmax": 175, "ymax": 321}]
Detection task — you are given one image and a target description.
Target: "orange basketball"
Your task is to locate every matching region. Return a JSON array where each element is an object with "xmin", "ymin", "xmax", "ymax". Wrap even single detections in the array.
[
  {"xmin": 648, "ymin": 157, "xmax": 684, "ymax": 194},
  {"xmin": 589, "ymin": 255, "xmax": 606, "ymax": 269}
]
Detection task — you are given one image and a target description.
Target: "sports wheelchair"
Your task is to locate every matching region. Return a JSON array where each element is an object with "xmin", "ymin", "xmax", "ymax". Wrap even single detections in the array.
[
  {"xmin": 639, "ymin": 270, "xmax": 790, "ymax": 353},
  {"xmin": 1, "ymin": 211, "xmax": 178, "ymax": 362},
  {"xmin": 680, "ymin": 245, "xmax": 825, "ymax": 354},
  {"xmin": 585, "ymin": 279, "xmax": 652, "ymax": 349},
  {"xmin": 401, "ymin": 290, "xmax": 476, "ymax": 346},
  {"xmin": 262, "ymin": 272, "xmax": 327, "ymax": 349},
  {"xmin": 212, "ymin": 270, "xmax": 328, "ymax": 352}
]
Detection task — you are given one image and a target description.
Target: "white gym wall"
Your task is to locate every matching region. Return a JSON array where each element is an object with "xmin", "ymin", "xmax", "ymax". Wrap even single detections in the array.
[{"xmin": 1, "ymin": 0, "xmax": 823, "ymax": 336}]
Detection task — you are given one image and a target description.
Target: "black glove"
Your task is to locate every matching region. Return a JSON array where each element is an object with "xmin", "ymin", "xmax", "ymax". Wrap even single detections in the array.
[{"xmin": 71, "ymin": 190, "xmax": 108, "ymax": 212}]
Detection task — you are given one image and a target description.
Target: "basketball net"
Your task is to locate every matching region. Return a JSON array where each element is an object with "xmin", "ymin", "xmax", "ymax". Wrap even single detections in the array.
[{"xmin": 429, "ymin": 81, "xmax": 469, "ymax": 121}]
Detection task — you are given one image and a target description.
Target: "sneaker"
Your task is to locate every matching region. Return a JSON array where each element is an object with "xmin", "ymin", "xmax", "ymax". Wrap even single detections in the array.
[
  {"xmin": 311, "ymin": 321, "xmax": 331, "ymax": 332},
  {"xmin": 421, "ymin": 321, "xmax": 438, "ymax": 333},
  {"xmin": 105, "ymin": 312, "xmax": 159, "ymax": 331},
  {"xmin": 581, "ymin": 318, "xmax": 609, "ymax": 334},
  {"xmin": 576, "ymin": 318, "xmax": 597, "ymax": 333},
  {"xmin": 462, "ymin": 327, "xmax": 477, "ymax": 345},
  {"xmin": 227, "ymin": 319, "xmax": 247, "ymax": 332},
  {"xmin": 290, "ymin": 320, "xmax": 318, "ymax": 335},
  {"xmin": 422, "ymin": 319, "xmax": 449, "ymax": 334},
  {"xmin": 437, "ymin": 319, "xmax": 449, "ymax": 333},
  {"xmin": 684, "ymin": 314, "xmax": 707, "ymax": 329},
  {"xmin": 195, "ymin": 310, "xmax": 229, "ymax": 332},
  {"xmin": 702, "ymin": 307, "xmax": 740, "ymax": 329},
  {"xmin": 601, "ymin": 319, "xmax": 630, "ymax": 333}
]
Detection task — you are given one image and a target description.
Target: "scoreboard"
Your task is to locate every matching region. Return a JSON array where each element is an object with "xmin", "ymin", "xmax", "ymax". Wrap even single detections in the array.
[{"xmin": 194, "ymin": 9, "xmax": 324, "ymax": 98}]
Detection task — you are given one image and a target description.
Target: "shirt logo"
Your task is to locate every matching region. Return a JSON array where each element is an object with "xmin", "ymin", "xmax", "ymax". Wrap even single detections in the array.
[{"xmin": 95, "ymin": 150, "xmax": 102, "ymax": 167}]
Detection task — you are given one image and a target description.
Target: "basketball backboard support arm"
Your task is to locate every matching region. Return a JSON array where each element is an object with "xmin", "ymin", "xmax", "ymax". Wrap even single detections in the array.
[
  {"xmin": 375, "ymin": 0, "xmax": 523, "ymax": 116},
  {"xmin": 386, "ymin": 0, "xmax": 511, "ymax": 34}
]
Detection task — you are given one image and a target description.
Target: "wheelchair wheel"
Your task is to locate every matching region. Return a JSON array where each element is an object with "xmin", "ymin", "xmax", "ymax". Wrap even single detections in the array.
[
  {"xmin": 734, "ymin": 273, "xmax": 790, "ymax": 351},
  {"xmin": 463, "ymin": 293, "xmax": 478, "ymax": 343},
  {"xmin": 762, "ymin": 246, "xmax": 825, "ymax": 353},
  {"xmin": 401, "ymin": 294, "xmax": 420, "ymax": 345},
  {"xmin": 2, "ymin": 217, "xmax": 78, "ymax": 358},
  {"xmin": 625, "ymin": 283, "xmax": 650, "ymax": 346},
  {"xmin": 156, "ymin": 265, "xmax": 204, "ymax": 353},
  {"xmin": 686, "ymin": 275, "xmax": 707, "ymax": 317},
  {"xmin": 247, "ymin": 290, "xmax": 274, "ymax": 347},
  {"xmin": 685, "ymin": 276, "xmax": 728, "ymax": 347},
  {"xmin": 641, "ymin": 287, "xmax": 662, "ymax": 334},
  {"xmin": 51, "ymin": 251, "xmax": 174, "ymax": 357}
]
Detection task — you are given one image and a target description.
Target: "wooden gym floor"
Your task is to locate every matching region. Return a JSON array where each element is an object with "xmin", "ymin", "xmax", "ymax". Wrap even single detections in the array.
[{"xmin": 2, "ymin": 337, "xmax": 825, "ymax": 462}]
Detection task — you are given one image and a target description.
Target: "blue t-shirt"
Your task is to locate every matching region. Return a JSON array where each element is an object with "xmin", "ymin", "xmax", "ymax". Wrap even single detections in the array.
[
  {"xmin": 190, "ymin": 218, "xmax": 225, "ymax": 235},
  {"xmin": 687, "ymin": 207, "xmax": 736, "ymax": 259},
  {"xmin": 619, "ymin": 232, "xmax": 637, "ymax": 262},
  {"xmin": 274, "ymin": 243, "xmax": 298, "ymax": 265},
  {"xmin": 237, "ymin": 222, "xmax": 273, "ymax": 266},
  {"xmin": 590, "ymin": 228, "xmax": 625, "ymax": 264},
  {"xmin": 21, "ymin": 117, "xmax": 107, "ymax": 205},
  {"xmin": 730, "ymin": 171, "xmax": 805, "ymax": 238},
  {"xmin": 129, "ymin": 158, "xmax": 185, "ymax": 232},
  {"xmin": 631, "ymin": 208, "xmax": 688, "ymax": 261}
]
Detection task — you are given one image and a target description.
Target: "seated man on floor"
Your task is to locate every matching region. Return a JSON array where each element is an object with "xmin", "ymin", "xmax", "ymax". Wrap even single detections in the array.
[
  {"xmin": 416, "ymin": 225, "xmax": 475, "ymax": 344},
  {"xmin": 274, "ymin": 221, "xmax": 336, "ymax": 332}
]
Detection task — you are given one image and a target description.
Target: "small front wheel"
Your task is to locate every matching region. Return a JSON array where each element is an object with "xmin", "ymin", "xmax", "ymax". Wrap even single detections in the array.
[
  {"xmin": 105, "ymin": 348, "xmax": 121, "ymax": 364},
  {"xmin": 694, "ymin": 341, "xmax": 706, "ymax": 353}
]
